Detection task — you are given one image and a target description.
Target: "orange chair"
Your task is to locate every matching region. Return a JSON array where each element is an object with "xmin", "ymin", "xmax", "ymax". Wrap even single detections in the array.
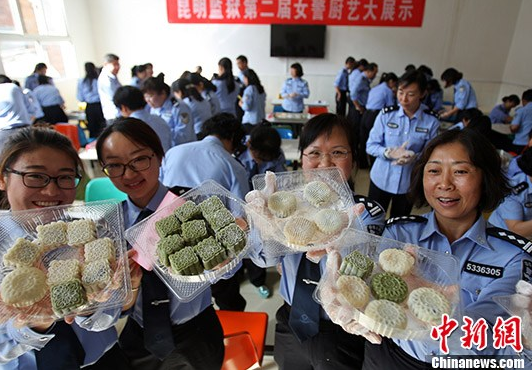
[
  {"xmin": 308, "ymin": 105, "xmax": 328, "ymax": 115},
  {"xmin": 55, "ymin": 123, "xmax": 81, "ymax": 150},
  {"xmin": 216, "ymin": 310, "xmax": 268, "ymax": 370}
]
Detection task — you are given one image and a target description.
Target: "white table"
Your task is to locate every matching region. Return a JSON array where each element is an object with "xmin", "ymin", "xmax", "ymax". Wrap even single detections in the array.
[
  {"xmin": 492, "ymin": 123, "xmax": 512, "ymax": 135},
  {"xmin": 281, "ymin": 139, "xmax": 299, "ymax": 162},
  {"xmin": 78, "ymin": 148, "xmax": 102, "ymax": 178}
]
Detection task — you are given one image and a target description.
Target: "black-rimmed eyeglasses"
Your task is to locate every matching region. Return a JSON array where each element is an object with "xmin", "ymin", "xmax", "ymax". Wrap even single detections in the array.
[
  {"xmin": 5, "ymin": 168, "xmax": 81, "ymax": 189},
  {"xmin": 102, "ymin": 153, "xmax": 155, "ymax": 178}
]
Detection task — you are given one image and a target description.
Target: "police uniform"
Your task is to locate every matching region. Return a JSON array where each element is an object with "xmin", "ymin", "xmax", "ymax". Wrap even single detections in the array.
[
  {"xmin": 333, "ymin": 67, "xmax": 350, "ymax": 116},
  {"xmin": 363, "ymin": 213, "xmax": 532, "ymax": 370},
  {"xmin": 241, "ymin": 85, "xmax": 266, "ymax": 126},
  {"xmin": 182, "ymin": 96, "xmax": 212, "ymax": 135},
  {"xmin": 201, "ymin": 90, "xmax": 221, "ymax": 117},
  {"xmin": 280, "ymin": 77, "xmax": 310, "ymax": 113},
  {"xmin": 22, "ymin": 89, "xmax": 44, "ymax": 122},
  {"xmin": 489, "ymin": 173, "xmax": 532, "ymax": 232},
  {"xmin": 366, "ymin": 105, "xmax": 439, "ymax": 216},
  {"xmin": 249, "ymin": 194, "xmax": 385, "ymax": 370},
  {"xmin": 97, "ymin": 70, "xmax": 121, "ymax": 122},
  {"xmin": 449, "ymin": 78, "xmax": 477, "ymax": 122},
  {"xmin": 167, "ymin": 99, "xmax": 196, "ymax": 146},
  {"xmin": 348, "ymin": 72, "xmax": 371, "ymax": 167},
  {"xmin": 489, "ymin": 103, "xmax": 511, "ymax": 124},
  {"xmin": 212, "ymin": 78, "xmax": 241, "ymax": 116},
  {"xmin": 32, "ymin": 84, "xmax": 68, "ymax": 124},
  {"xmin": 361, "ymin": 82, "xmax": 395, "ymax": 168},
  {"xmin": 77, "ymin": 78, "xmax": 105, "ymax": 138},
  {"xmin": 424, "ymin": 90, "xmax": 443, "ymax": 112},
  {"xmin": 512, "ymin": 104, "xmax": 532, "ymax": 152},
  {"xmin": 129, "ymin": 109, "xmax": 172, "ymax": 153}
]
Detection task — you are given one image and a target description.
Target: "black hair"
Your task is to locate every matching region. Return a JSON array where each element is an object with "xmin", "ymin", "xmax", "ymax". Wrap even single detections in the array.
[
  {"xmin": 236, "ymin": 55, "xmax": 248, "ymax": 64},
  {"xmin": 345, "ymin": 56, "xmax": 355, "ymax": 64},
  {"xmin": 441, "ymin": 68, "xmax": 463, "ymax": 85},
  {"xmin": 113, "ymin": 86, "xmax": 146, "ymax": 111},
  {"xmin": 461, "ymin": 108, "xmax": 483, "ymax": 123},
  {"xmin": 365, "ymin": 63, "xmax": 378, "ymax": 72},
  {"xmin": 356, "ymin": 59, "xmax": 368, "ymax": 70},
  {"xmin": 131, "ymin": 64, "xmax": 147, "ymax": 77},
  {"xmin": 248, "ymin": 126, "xmax": 281, "ymax": 162},
  {"xmin": 409, "ymin": 128, "xmax": 510, "ymax": 213},
  {"xmin": 83, "ymin": 62, "xmax": 99, "ymax": 90},
  {"xmin": 37, "ymin": 75, "xmax": 51, "ymax": 85},
  {"xmin": 467, "ymin": 115, "xmax": 492, "ymax": 138},
  {"xmin": 398, "ymin": 70, "xmax": 428, "ymax": 92},
  {"xmin": 216, "ymin": 57, "xmax": 236, "ymax": 93},
  {"xmin": 517, "ymin": 147, "xmax": 532, "ymax": 177},
  {"xmin": 172, "ymin": 77, "xmax": 203, "ymax": 102},
  {"xmin": 426, "ymin": 79, "xmax": 442, "ymax": 93},
  {"xmin": 379, "ymin": 72, "xmax": 398, "ymax": 84},
  {"xmin": 12, "ymin": 80, "xmax": 20, "ymax": 87},
  {"xmin": 242, "ymin": 69, "xmax": 264, "ymax": 94},
  {"xmin": 290, "ymin": 63, "xmax": 303, "ymax": 77},
  {"xmin": 0, "ymin": 75, "xmax": 12, "ymax": 84},
  {"xmin": 202, "ymin": 113, "xmax": 244, "ymax": 149},
  {"xmin": 104, "ymin": 53, "xmax": 119, "ymax": 63},
  {"xmin": 502, "ymin": 94, "xmax": 520, "ymax": 106},
  {"xmin": 522, "ymin": 89, "xmax": 532, "ymax": 103},
  {"xmin": 34, "ymin": 63, "xmax": 47, "ymax": 73},
  {"xmin": 417, "ymin": 65, "xmax": 433, "ymax": 78},
  {"xmin": 96, "ymin": 117, "xmax": 164, "ymax": 163},
  {"xmin": 142, "ymin": 73, "xmax": 170, "ymax": 97},
  {"xmin": 404, "ymin": 64, "xmax": 416, "ymax": 72}
]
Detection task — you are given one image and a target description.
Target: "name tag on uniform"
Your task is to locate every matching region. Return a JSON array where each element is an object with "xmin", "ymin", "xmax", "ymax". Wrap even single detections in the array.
[
  {"xmin": 415, "ymin": 127, "xmax": 429, "ymax": 133},
  {"xmin": 464, "ymin": 261, "xmax": 503, "ymax": 278},
  {"xmin": 522, "ymin": 260, "xmax": 532, "ymax": 283},
  {"xmin": 387, "ymin": 122, "xmax": 398, "ymax": 129},
  {"xmin": 525, "ymin": 202, "xmax": 532, "ymax": 208}
]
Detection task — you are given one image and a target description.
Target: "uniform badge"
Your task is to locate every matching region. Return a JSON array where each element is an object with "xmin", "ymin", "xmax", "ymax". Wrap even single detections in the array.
[
  {"xmin": 459, "ymin": 86, "xmax": 465, "ymax": 92},
  {"xmin": 415, "ymin": 127, "xmax": 429, "ymax": 133},
  {"xmin": 180, "ymin": 113, "xmax": 190, "ymax": 124},
  {"xmin": 522, "ymin": 260, "xmax": 532, "ymax": 283},
  {"xmin": 464, "ymin": 260, "xmax": 503, "ymax": 279},
  {"xmin": 387, "ymin": 122, "xmax": 399, "ymax": 129}
]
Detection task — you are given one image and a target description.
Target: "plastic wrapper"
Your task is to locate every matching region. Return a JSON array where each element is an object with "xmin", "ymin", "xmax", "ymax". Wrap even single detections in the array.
[
  {"xmin": 0, "ymin": 201, "xmax": 131, "ymax": 324},
  {"xmin": 125, "ymin": 180, "xmax": 250, "ymax": 302},
  {"xmin": 314, "ymin": 229, "xmax": 461, "ymax": 341},
  {"xmin": 493, "ymin": 287, "xmax": 532, "ymax": 349},
  {"xmin": 246, "ymin": 168, "xmax": 360, "ymax": 256}
]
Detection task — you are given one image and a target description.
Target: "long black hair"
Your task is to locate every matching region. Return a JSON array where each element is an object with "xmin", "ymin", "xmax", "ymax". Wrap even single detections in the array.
[
  {"xmin": 83, "ymin": 62, "xmax": 99, "ymax": 90},
  {"xmin": 216, "ymin": 57, "xmax": 236, "ymax": 93},
  {"xmin": 242, "ymin": 69, "xmax": 264, "ymax": 94}
]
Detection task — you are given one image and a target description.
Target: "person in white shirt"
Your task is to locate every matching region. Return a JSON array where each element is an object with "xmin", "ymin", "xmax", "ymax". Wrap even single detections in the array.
[{"xmin": 98, "ymin": 53, "xmax": 122, "ymax": 124}]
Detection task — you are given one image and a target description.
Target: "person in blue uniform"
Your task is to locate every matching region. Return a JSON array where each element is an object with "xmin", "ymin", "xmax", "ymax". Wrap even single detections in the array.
[
  {"xmin": 112, "ymin": 86, "xmax": 171, "ymax": 152},
  {"xmin": 172, "ymin": 77, "xmax": 212, "ymax": 138},
  {"xmin": 188, "ymin": 72, "xmax": 221, "ymax": 118},
  {"xmin": 334, "ymin": 56, "xmax": 356, "ymax": 116},
  {"xmin": 248, "ymin": 113, "xmax": 385, "ymax": 370},
  {"xmin": 24, "ymin": 63, "xmax": 49, "ymax": 91},
  {"xmin": 0, "ymin": 76, "xmax": 31, "ymax": 150},
  {"xmin": 33, "ymin": 75, "xmax": 68, "ymax": 124},
  {"xmin": 96, "ymin": 118, "xmax": 224, "ymax": 370},
  {"xmin": 360, "ymin": 72, "xmax": 398, "ymax": 168},
  {"xmin": 424, "ymin": 79, "xmax": 444, "ymax": 112},
  {"xmin": 239, "ymin": 69, "xmax": 266, "ymax": 132},
  {"xmin": 77, "ymin": 62, "xmax": 106, "ymax": 138},
  {"xmin": 235, "ymin": 55, "xmax": 249, "ymax": 122},
  {"xmin": 439, "ymin": 67, "xmax": 477, "ymax": 122},
  {"xmin": 129, "ymin": 65, "xmax": 147, "ymax": 89},
  {"xmin": 211, "ymin": 57, "xmax": 240, "ymax": 116},
  {"xmin": 142, "ymin": 74, "xmax": 195, "ymax": 146},
  {"xmin": 0, "ymin": 126, "xmax": 135, "ymax": 369},
  {"xmin": 367, "ymin": 70, "xmax": 439, "ymax": 217},
  {"xmin": 280, "ymin": 63, "xmax": 310, "ymax": 113},
  {"xmin": 360, "ymin": 128, "xmax": 531, "ymax": 369},
  {"xmin": 510, "ymin": 89, "xmax": 532, "ymax": 154},
  {"xmin": 160, "ymin": 113, "xmax": 248, "ymax": 311},
  {"xmin": 97, "ymin": 53, "xmax": 122, "ymax": 124},
  {"xmin": 489, "ymin": 147, "xmax": 532, "ymax": 239},
  {"xmin": 489, "ymin": 94, "xmax": 520, "ymax": 124}
]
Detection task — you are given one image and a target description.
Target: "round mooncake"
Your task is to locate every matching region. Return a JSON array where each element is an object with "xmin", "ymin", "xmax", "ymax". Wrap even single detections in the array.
[
  {"xmin": 315, "ymin": 209, "xmax": 347, "ymax": 235},
  {"xmin": 283, "ymin": 217, "xmax": 317, "ymax": 245},
  {"xmin": 1, "ymin": 267, "xmax": 47, "ymax": 307},
  {"xmin": 339, "ymin": 250, "xmax": 374, "ymax": 279},
  {"xmin": 370, "ymin": 272, "xmax": 408, "ymax": 304},
  {"xmin": 408, "ymin": 287, "xmax": 451, "ymax": 324},
  {"xmin": 304, "ymin": 181, "xmax": 332, "ymax": 207},
  {"xmin": 268, "ymin": 191, "xmax": 297, "ymax": 218},
  {"xmin": 365, "ymin": 299, "xmax": 407, "ymax": 329},
  {"xmin": 337, "ymin": 275, "xmax": 370, "ymax": 309},
  {"xmin": 378, "ymin": 249, "xmax": 415, "ymax": 276}
]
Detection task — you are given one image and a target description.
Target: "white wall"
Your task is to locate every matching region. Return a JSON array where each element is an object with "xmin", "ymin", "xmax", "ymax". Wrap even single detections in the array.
[{"xmin": 62, "ymin": 0, "xmax": 525, "ymax": 112}]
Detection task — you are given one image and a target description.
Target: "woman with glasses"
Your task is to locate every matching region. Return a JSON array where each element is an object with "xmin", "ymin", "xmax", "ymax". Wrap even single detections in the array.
[
  {"xmin": 96, "ymin": 117, "xmax": 224, "ymax": 370},
  {"xmin": 249, "ymin": 113, "xmax": 385, "ymax": 370},
  {"xmin": 0, "ymin": 126, "xmax": 134, "ymax": 369}
]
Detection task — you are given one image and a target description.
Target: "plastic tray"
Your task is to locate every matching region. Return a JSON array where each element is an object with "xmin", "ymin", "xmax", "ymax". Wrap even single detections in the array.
[
  {"xmin": 314, "ymin": 229, "xmax": 461, "ymax": 341},
  {"xmin": 493, "ymin": 293, "xmax": 532, "ymax": 347},
  {"xmin": 0, "ymin": 201, "xmax": 131, "ymax": 323},
  {"xmin": 124, "ymin": 180, "xmax": 250, "ymax": 302},
  {"xmin": 247, "ymin": 168, "xmax": 359, "ymax": 256}
]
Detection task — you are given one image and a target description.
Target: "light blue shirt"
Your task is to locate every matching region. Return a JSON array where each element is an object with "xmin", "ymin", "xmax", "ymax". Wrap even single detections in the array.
[
  {"xmin": 489, "ymin": 173, "xmax": 532, "ymax": 230},
  {"xmin": 241, "ymin": 85, "xmax": 266, "ymax": 125},
  {"xmin": 512, "ymin": 104, "xmax": 532, "ymax": 146},
  {"xmin": 183, "ymin": 96, "xmax": 212, "ymax": 135},
  {"xmin": 21, "ymin": 89, "xmax": 44, "ymax": 120},
  {"xmin": 24, "ymin": 74, "xmax": 53, "ymax": 91},
  {"xmin": 77, "ymin": 78, "xmax": 100, "ymax": 104},
  {"xmin": 129, "ymin": 109, "xmax": 172, "ymax": 153},
  {"xmin": 333, "ymin": 67, "xmax": 349, "ymax": 91},
  {"xmin": 130, "ymin": 76, "xmax": 142, "ymax": 89},
  {"xmin": 425, "ymin": 90, "xmax": 443, "ymax": 112},
  {"xmin": 489, "ymin": 103, "xmax": 510, "ymax": 124},
  {"xmin": 367, "ymin": 105, "xmax": 439, "ymax": 194},
  {"xmin": 160, "ymin": 136, "xmax": 249, "ymax": 200},
  {"xmin": 366, "ymin": 82, "xmax": 394, "ymax": 110},
  {"xmin": 167, "ymin": 100, "xmax": 196, "ymax": 146},
  {"xmin": 447, "ymin": 121, "xmax": 465, "ymax": 131},
  {"xmin": 249, "ymin": 193, "xmax": 385, "ymax": 318},
  {"xmin": 280, "ymin": 77, "xmax": 309, "ymax": 113},
  {"xmin": 237, "ymin": 148, "xmax": 286, "ymax": 185},
  {"xmin": 349, "ymin": 73, "xmax": 370, "ymax": 106},
  {"xmin": 386, "ymin": 212, "xmax": 530, "ymax": 360},
  {"xmin": 201, "ymin": 90, "xmax": 221, "ymax": 117},
  {"xmin": 123, "ymin": 183, "xmax": 212, "ymax": 328},
  {"xmin": 32, "ymin": 84, "xmax": 64, "ymax": 107},
  {"xmin": 0, "ymin": 83, "xmax": 30, "ymax": 129},
  {"xmin": 149, "ymin": 97, "xmax": 174, "ymax": 124},
  {"xmin": 506, "ymin": 156, "xmax": 522, "ymax": 178},
  {"xmin": 453, "ymin": 79, "xmax": 477, "ymax": 110},
  {"xmin": 211, "ymin": 78, "xmax": 240, "ymax": 115},
  {"xmin": 97, "ymin": 71, "xmax": 121, "ymax": 120}
]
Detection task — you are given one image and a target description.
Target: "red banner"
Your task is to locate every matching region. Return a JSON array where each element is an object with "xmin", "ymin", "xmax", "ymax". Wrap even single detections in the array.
[{"xmin": 167, "ymin": 0, "xmax": 426, "ymax": 27}]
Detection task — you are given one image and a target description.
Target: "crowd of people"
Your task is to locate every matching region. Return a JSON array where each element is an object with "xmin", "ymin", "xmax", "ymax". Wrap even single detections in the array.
[{"xmin": 0, "ymin": 53, "xmax": 531, "ymax": 369}]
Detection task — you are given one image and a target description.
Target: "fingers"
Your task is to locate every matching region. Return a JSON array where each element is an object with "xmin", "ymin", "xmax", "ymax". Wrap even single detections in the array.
[
  {"xmin": 352, "ymin": 203, "xmax": 365, "ymax": 217},
  {"xmin": 306, "ymin": 249, "xmax": 326, "ymax": 263},
  {"xmin": 64, "ymin": 315, "xmax": 75, "ymax": 325},
  {"xmin": 325, "ymin": 249, "xmax": 342, "ymax": 271},
  {"xmin": 517, "ymin": 280, "xmax": 532, "ymax": 296}
]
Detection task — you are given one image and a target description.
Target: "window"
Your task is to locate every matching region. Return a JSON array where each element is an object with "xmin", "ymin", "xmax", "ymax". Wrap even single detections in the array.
[{"xmin": 0, "ymin": 0, "xmax": 76, "ymax": 81}]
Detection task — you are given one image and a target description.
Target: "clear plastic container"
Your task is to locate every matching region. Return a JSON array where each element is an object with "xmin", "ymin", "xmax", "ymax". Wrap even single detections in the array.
[
  {"xmin": 0, "ymin": 201, "xmax": 131, "ymax": 324},
  {"xmin": 494, "ymin": 292, "xmax": 532, "ymax": 348},
  {"xmin": 314, "ymin": 229, "xmax": 461, "ymax": 341},
  {"xmin": 125, "ymin": 180, "xmax": 250, "ymax": 302},
  {"xmin": 247, "ymin": 168, "xmax": 360, "ymax": 256}
]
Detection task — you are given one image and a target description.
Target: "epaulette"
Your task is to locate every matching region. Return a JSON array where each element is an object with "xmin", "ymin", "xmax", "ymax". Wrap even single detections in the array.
[
  {"xmin": 385, "ymin": 215, "xmax": 427, "ymax": 226},
  {"xmin": 512, "ymin": 181, "xmax": 529, "ymax": 195},
  {"xmin": 424, "ymin": 108, "xmax": 440, "ymax": 119},
  {"xmin": 382, "ymin": 105, "xmax": 399, "ymax": 114},
  {"xmin": 353, "ymin": 195, "xmax": 384, "ymax": 218},
  {"xmin": 486, "ymin": 227, "xmax": 532, "ymax": 256},
  {"xmin": 169, "ymin": 186, "xmax": 191, "ymax": 196}
]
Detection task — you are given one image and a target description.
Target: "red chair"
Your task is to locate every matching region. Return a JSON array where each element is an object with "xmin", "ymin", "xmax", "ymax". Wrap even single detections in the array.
[
  {"xmin": 216, "ymin": 310, "xmax": 268, "ymax": 370},
  {"xmin": 308, "ymin": 105, "xmax": 328, "ymax": 115},
  {"xmin": 55, "ymin": 123, "xmax": 81, "ymax": 151}
]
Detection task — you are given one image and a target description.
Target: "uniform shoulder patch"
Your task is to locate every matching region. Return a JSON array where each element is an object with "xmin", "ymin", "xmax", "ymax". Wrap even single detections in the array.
[
  {"xmin": 385, "ymin": 215, "xmax": 427, "ymax": 226},
  {"xmin": 382, "ymin": 105, "xmax": 399, "ymax": 114},
  {"xmin": 423, "ymin": 108, "xmax": 440, "ymax": 118},
  {"xmin": 512, "ymin": 181, "xmax": 529, "ymax": 195},
  {"xmin": 353, "ymin": 195, "xmax": 384, "ymax": 218},
  {"xmin": 486, "ymin": 227, "xmax": 532, "ymax": 256}
]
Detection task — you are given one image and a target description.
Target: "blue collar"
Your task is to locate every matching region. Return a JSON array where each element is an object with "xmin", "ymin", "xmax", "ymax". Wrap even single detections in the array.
[
  {"xmin": 125, "ymin": 182, "xmax": 168, "ymax": 227},
  {"xmin": 397, "ymin": 105, "xmax": 423, "ymax": 120},
  {"xmin": 130, "ymin": 109, "xmax": 148, "ymax": 121}
]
